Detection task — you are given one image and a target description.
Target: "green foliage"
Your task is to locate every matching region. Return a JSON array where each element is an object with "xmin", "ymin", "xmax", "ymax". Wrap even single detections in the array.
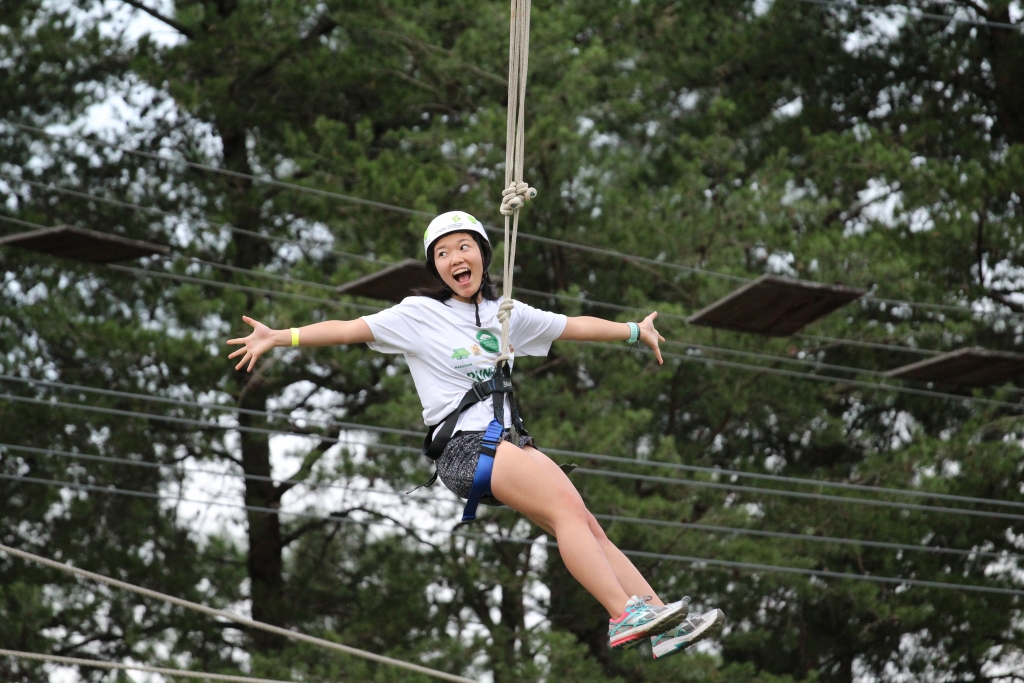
[{"xmin": 2, "ymin": 1, "xmax": 1023, "ymax": 682}]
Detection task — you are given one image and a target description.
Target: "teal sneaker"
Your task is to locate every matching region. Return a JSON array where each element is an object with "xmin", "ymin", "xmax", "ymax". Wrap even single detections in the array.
[
  {"xmin": 608, "ymin": 595, "xmax": 688, "ymax": 650},
  {"xmin": 651, "ymin": 605, "xmax": 726, "ymax": 660}
]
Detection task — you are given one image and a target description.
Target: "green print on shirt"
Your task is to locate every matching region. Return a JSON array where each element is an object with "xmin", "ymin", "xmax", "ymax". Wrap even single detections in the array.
[
  {"xmin": 467, "ymin": 366, "xmax": 496, "ymax": 382},
  {"xmin": 451, "ymin": 348, "xmax": 470, "ymax": 360},
  {"xmin": 476, "ymin": 330, "xmax": 499, "ymax": 353}
]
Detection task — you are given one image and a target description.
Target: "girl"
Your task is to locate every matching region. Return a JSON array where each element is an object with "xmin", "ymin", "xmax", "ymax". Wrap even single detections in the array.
[{"xmin": 227, "ymin": 210, "xmax": 724, "ymax": 657}]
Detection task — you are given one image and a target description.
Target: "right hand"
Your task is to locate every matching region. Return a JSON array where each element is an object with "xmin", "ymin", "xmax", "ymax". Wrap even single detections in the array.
[{"xmin": 227, "ymin": 316, "xmax": 278, "ymax": 372}]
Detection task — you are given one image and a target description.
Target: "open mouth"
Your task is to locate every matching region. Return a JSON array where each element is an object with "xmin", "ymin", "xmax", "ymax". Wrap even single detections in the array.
[{"xmin": 452, "ymin": 267, "xmax": 472, "ymax": 285}]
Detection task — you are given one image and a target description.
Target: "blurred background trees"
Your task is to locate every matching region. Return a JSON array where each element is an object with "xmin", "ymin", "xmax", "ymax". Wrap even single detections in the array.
[{"xmin": 1, "ymin": 1, "xmax": 1022, "ymax": 681}]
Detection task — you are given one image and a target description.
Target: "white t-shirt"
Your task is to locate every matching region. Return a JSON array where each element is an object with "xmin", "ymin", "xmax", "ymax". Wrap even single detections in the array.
[{"xmin": 361, "ymin": 296, "xmax": 567, "ymax": 437}]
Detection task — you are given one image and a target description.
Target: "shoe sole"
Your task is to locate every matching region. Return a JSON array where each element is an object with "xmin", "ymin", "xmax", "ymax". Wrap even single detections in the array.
[
  {"xmin": 609, "ymin": 603, "xmax": 691, "ymax": 650},
  {"xmin": 652, "ymin": 609, "xmax": 725, "ymax": 660}
]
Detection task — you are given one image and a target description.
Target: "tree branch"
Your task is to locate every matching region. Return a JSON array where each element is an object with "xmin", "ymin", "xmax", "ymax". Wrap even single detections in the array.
[
  {"xmin": 119, "ymin": 0, "xmax": 194, "ymax": 39},
  {"xmin": 247, "ymin": 16, "xmax": 339, "ymax": 83}
]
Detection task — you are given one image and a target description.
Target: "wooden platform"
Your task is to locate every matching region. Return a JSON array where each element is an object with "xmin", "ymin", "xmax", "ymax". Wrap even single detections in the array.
[
  {"xmin": 686, "ymin": 275, "xmax": 866, "ymax": 335},
  {"xmin": 0, "ymin": 225, "xmax": 170, "ymax": 263},
  {"xmin": 885, "ymin": 348, "xmax": 1024, "ymax": 386},
  {"xmin": 336, "ymin": 259, "xmax": 440, "ymax": 303}
]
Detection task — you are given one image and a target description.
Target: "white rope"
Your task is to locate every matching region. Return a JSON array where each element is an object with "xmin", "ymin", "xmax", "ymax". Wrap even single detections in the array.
[
  {"xmin": 0, "ymin": 649, "xmax": 292, "ymax": 683},
  {"xmin": 496, "ymin": 0, "xmax": 535, "ymax": 363},
  {"xmin": 0, "ymin": 544, "xmax": 478, "ymax": 683}
]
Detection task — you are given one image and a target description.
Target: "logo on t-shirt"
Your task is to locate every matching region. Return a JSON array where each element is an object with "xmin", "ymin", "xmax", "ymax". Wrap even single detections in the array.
[
  {"xmin": 476, "ymin": 330, "xmax": 499, "ymax": 353},
  {"xmin": 451, "ymin": 348, "xmax": 470, "ymax": 360}
]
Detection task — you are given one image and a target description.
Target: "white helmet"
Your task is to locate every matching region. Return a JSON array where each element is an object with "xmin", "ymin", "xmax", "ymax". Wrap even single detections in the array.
[{"xmin": 422, "ymin": 210, "xmax": 489, "ymax": 256}]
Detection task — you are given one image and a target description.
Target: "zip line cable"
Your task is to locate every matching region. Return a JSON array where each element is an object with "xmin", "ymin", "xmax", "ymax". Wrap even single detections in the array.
[
  {"xmin": 593, "ymin": 513, "xmax": 1021, "ymax": 561},
  {"xmin": 0, "ymin": 649, "xmax": 297, "ymax": 683},
  {"xmin": 4, "ymin": 120, "xmax": 1019, "ymax": 320},
  {"xmin": 7, "ymin": 442, "xmax": 1019, "ymax": 561},
  {"xmin": 793, "ymin": 0, "xmax": 1024, "ymax": 32},
  {"xmin": 105, "ymin": 262, "xmax": 380, "ymax": 313},
  {"xmin": 570, "ymin": 466, "xmax": 1024, "ymax": 521},
  {"xmin": 0, "ymin": 540, "xmax": 480, "ymax": 683},
  {"xmin": 0, "ymin": 182, "xmax": 962, "ymax": 358},
  {"xmin": 3, "ymin": 475, "xmax": 1023, "ymax": 597},
  {"xmin": 595, "ymin": 342, "xmax": 1024, "ymax": 411},
  {"xmin": 3, "ymin": 374, "xmax": 1023, "ymax": 512},
  {"xmin": 4, "ymin": 391, "xmax": 1024, "ymax": 521},
  {"xmin": 0, "ymin": 393, "xmax": 426, "ymax": 453}
]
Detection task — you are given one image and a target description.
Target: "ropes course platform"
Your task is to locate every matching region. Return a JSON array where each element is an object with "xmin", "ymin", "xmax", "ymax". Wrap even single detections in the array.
[
  {"xmin": 686, "ymin": 274, "xmax": 866, "ymax": 335},
  {"xmin": 0, "ymin": 224, "xmax": 170, "ymax": 263},
  {"xmin": 335, "ymin": 258, "xmax": 438, "ymax": 302},
  {"xmin": 885, "ymin": 347, "xmax": 1024, "ymax": 386}
]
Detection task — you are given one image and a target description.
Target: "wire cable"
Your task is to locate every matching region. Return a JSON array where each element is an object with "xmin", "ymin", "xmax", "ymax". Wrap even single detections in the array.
[
  {"xmin": 105, "ymin": 263, "xmax": 381, "ymax": 313},
  {"xmin": 593, "ymin": 342, "xmax": 1024, "ymax": 411},
  {"xmin": 0, "ymin": 538, "xmax": 480, "ymax": 683},
  {"xmin": 8, "ymin": 441, "xmax": 1017, "ymax": 561},
  {"xmin": 594, "ymin": 513, "xmax": 1020, "ymax": 560},
  {"xmin": 4, "ymin": 391, "xmax": 1024, "ymax": 521},
  {"xmin": 794, "ymin": 0, "xmax": 1024, "ymax": 32},
  {"xmin": 0, "ymin": 174, "xmax": 382, "ymax": 266},
  {"xmin": 570, "ymin": 467, "xmax": 1024, "ymax": 521},
  {"xmin": 0, "ymin": 649, "xmax": 297, "ymax": 683},
  {"xmin": 5, "ymin": 120, "xmax": 1018, "ymax": 319},
  {"xmin": 3, "ymin": 473, "xmax": 1022, "ymax": 597},
  {"xmin": 4, "ymin": 374, "xmax": 1023, "ymax": 511}
]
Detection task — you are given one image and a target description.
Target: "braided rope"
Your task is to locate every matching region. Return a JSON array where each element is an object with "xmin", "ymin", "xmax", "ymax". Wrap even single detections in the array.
[
  {"xmin": 496, "ymin": 0, "xmax": 535, "ymax": 364},
  {"xmin": 0, "ymin": 544, "xmax": 477, "ymax": 683},
  {"xmin": 0, "ymin": 649, "xmax": 291, "ymax": 683}
]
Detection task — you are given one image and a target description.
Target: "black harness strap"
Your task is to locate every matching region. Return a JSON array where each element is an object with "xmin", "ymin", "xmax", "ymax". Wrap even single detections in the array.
[{"xmin": 422, "ymin": 363, "xmax": 526, "ymax": 462}]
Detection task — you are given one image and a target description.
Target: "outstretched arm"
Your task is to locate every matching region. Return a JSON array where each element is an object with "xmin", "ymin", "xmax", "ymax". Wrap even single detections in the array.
[
  {"xmin": 227, "ymin": 316, "xmax": 374, "ymax": 372},
  {"xmin": 557, "ymin": 311, "xmax": 665, "ymax": 364}
]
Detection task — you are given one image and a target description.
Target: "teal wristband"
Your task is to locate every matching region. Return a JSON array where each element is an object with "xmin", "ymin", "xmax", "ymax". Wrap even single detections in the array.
[{"xmin": 626, "ymin": 322, "xmax": 640, "ymax": 344}]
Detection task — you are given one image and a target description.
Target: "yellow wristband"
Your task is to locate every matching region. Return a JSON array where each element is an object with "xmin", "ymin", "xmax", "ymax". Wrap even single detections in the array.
[{"xmin": 291, "ymin": 327, "xmax": 300, "ymax": 347}]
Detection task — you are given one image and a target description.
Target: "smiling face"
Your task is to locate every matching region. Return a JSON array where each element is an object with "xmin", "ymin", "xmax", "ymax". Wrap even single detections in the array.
[{"xmin": 432, "ymin": 231, "xmax": 485, "ymax": 303}]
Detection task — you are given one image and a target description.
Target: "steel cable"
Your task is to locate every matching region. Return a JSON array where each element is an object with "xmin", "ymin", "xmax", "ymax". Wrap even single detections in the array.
[
  {"xmin": 2, "ymin": 473, "xmax": 1022, "ymax": 597},
  {"xmin": 5, "ymin": 441, "xmax": 1019, "ymax": 561}
]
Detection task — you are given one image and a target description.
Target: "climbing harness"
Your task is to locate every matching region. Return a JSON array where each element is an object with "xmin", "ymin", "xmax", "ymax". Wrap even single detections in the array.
[
  {"xmin": 418, "ymin": 0, "xmax": 548, "ymax": 524},
  {"xmin": 421, "ymin": 363, "xmax": 530, "ymax": 522}
]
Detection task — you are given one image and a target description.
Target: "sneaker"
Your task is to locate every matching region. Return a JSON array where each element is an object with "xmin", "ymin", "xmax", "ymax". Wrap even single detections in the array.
[
  {"xmin": 650, "ymin": 606, "xmax": 726, "ymax": 660},
  {"xmin": 608, "ymin": 595, "xmax": 689, "ymax": 650}
]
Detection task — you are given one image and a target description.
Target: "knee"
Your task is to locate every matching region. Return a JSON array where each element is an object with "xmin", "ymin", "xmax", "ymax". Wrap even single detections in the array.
[{"xmin": 548, "ymin": 485, "xmax": 589, "ymax": 526}]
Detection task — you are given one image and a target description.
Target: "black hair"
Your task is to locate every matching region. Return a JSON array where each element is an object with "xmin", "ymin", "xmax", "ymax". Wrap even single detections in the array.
[{"xmin": 413, "ymin": 231, "xmax": 499, "ymax": 326}]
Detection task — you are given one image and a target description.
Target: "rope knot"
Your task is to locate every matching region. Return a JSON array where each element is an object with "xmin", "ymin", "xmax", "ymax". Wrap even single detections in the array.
[
  {"xmin": 499, "ymin": 181, "xmax": 537, "ymax": 216},
  {"xmin": 497, "ymin": 298, "xmax": 515, "ymax": 325}
]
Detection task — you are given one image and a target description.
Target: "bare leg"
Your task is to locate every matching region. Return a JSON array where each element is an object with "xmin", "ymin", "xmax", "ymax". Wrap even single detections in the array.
[
  {"xmin": 586, "ymin": 512, "xmax": 664, "ymax": 606},
  {"xmin": 490, "ymin": 441, "xmax": 660, "ymax": 617}
]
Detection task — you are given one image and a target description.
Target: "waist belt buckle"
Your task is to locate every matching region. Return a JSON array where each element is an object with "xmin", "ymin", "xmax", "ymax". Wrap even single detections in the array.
[{"xmin": 472, "ymin": 380, "xmax": 492, "ymax": 402}]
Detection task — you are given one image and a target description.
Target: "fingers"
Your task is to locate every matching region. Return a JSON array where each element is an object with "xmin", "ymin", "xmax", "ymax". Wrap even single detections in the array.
[
  {"xmin": 242, "ymin": 315, "xmax": 259, "ymax": 329},
  {"xmin": 234, "ymin": 351, "xmax": 252, "ymax": 371},
  {"xmin": 226, "ymin": 337, "xmax": 245, "ymax": 346},
  {"xmin": 653, "ymin": 340, "xmax": 664, "ymax": 365},
  {"xmin": 227, "ymin": 347, "xmax": 246, "ymax": 359}
]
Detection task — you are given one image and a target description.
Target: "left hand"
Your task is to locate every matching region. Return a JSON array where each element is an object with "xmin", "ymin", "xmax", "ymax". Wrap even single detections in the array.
[{"xmin": 639, "ymin": 311, "xmax": 665, "ymax": 364}]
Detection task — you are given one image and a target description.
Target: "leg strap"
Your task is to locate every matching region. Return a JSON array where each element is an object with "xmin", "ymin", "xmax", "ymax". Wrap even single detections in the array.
[{"xmin": 461, "ymin": 420, "xmax": 504, "ymax": 523}]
